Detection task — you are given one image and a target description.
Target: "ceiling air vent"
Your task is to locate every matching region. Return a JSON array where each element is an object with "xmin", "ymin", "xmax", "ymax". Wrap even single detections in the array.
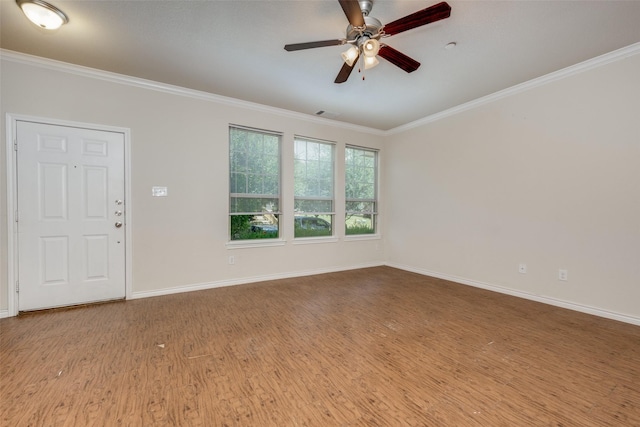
[{"xmin": 315, "ymin": 110, "xmax": 341, "ymax": 119}]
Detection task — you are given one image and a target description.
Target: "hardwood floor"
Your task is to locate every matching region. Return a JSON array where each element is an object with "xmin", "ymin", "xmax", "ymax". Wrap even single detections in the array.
[{"xmin": 1, "ymin": 266, "xmax": 639, "ymax": 426}]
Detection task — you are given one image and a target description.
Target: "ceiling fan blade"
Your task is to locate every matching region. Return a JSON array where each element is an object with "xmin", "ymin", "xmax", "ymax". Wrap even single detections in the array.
[
  {"xmin": 339, "ymin": 0, "xmax": 365, "ymax": 27},
  {"xmin": 335, "ymin": 55, "xmax": 359, "ymax": 83},
  {"xmin": 378, "ymin": 45, "xmax": 421, "ymax": 73},
  {"xmin": 284, "ymin": 39, "xmax": 345, "ymax": 51},
  {"xmin": 383, "ymin": 1, "xmax": 451, "ymax": 36}
]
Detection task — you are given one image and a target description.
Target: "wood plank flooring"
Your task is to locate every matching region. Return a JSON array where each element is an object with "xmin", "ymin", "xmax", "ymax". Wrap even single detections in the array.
[{"xmin": 1, "ymin": 266, "xmax": 639, "ymax": 426}]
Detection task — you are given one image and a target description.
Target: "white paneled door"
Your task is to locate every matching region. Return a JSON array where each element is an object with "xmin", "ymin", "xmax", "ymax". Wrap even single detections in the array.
[{"xmin": 17, "ymin": 121, "xmax": 126, "ymax": 311}]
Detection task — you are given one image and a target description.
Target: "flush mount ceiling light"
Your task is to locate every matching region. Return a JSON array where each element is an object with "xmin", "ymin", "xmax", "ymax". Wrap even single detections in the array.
[{"xmin": 17, "ymin": 0, "xmax": 68, "ymax": 30}]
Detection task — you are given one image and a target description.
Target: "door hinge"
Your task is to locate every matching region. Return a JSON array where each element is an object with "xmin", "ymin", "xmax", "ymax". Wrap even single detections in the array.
[
  {"xmin": 16, "ymin": 280, "xmax": 19, "ymax": 293},
  {"xmin": 15, "ymin": 211, "xmax": 19, "ymax": 223},
  {"xmin": 14, "ymin": 140, "xmax": 17, "ymax": 151}
]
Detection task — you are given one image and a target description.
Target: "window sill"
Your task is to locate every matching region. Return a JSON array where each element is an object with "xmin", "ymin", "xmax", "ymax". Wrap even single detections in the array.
[
  {"xmin": 293, "ymin": 236, "xmax": 339, "ymax": 245},
  {"xmin": 344, "ymin": 234, "xmax": 381, "ymax": 242},
  {"xmin": 226, "ymin": 239, "xmax": 286, "ymax": 249}
]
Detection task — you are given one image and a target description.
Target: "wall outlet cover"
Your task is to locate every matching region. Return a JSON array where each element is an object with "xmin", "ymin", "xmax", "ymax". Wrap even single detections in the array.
[{"xmin": 559, "ymin": 269, "xmax": 568, "ymax": 281}]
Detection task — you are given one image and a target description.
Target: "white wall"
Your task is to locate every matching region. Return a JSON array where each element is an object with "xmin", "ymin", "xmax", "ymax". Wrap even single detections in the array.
[
  {"xmin": 385, "ymin": 51, "xmax": 640, "ymax": 323},
  {"xmin": 3, "ymin": 47, "xmax": 639, "ymax": 324},
  {"xmin": 0, "ymin": 54, "xmax": 385, "ymax": 314}
]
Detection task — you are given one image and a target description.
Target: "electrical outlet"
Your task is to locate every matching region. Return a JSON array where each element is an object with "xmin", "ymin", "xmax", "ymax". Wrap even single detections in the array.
[
  {"xmin": 518, "ymin": 263, "xmax": 527, "ymax": 274},
  {"xmin": 559, "ymin": 269, "xmax": 568, "ymax": 281},
  {"xmin": 228, "ymin": 255, "xmax": 235, "ymax": 265}
]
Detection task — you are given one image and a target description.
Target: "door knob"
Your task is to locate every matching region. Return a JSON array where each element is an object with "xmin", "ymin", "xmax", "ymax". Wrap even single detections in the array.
[{"xmin": 115, "ymin": 222, "xmax": 123, "ymax": 228}]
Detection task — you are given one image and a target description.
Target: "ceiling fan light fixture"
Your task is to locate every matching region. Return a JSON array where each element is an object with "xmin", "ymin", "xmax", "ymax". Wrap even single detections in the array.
[
  {"xmin": 16, "ymin": 0, "xmax": 68, "ymax": 30},
  {"xmin": 363, "ymin": 55, "xmax": 379, "ymax": 70},
  {"xmin": 341, "ymin": 46, "xmax": 359, "ymax": 67},
  {"xmin": 284, "ymin": 1, "xmax": 452, "ymax": 83},
  {"xmin": 362, "ymin": 38, "xmax": 380, "ymax": 57}
]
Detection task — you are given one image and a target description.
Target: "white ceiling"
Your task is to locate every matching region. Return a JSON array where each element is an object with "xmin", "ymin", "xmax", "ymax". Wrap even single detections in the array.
[{"xmin": 2, "ymin": 0, "xmax": 640, "ymax": 131}]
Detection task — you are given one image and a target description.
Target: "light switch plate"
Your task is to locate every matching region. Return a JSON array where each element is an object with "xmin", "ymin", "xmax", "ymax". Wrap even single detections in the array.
[{"xmin": 152, "ymin": 186, "xmax": 168, "ymax": 197}]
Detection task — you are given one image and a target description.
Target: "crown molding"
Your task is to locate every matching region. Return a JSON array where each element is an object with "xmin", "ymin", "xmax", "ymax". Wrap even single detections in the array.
[
  {"xmin": 3, "ymin": 42, "xmax": 638, "ymax": 139},
  {"xmin": 386, "ymin": 42, "xmax": 640, "ymax": 136},
  {"xmin": 0, "ymin": 49, "xmax": 384, "ymax": 136}
]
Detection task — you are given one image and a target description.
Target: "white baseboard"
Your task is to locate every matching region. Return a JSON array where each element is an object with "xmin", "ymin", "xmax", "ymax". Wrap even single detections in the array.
[
  {"xmin": 9, "ymin": 262, "xmax": 637, "ymax": 327},
  {"xmin": 386, "ymin": 262, "xmax": 640, "ymax": 327},
  {"xmin": 130, "ymin": 262, "xmax": 385, "ymax": 300}
]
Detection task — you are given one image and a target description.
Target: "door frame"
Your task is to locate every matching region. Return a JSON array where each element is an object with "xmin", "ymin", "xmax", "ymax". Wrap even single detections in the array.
[{"xmin": 5, "ymin": 114, "xmax": 133, "ymax": 317}]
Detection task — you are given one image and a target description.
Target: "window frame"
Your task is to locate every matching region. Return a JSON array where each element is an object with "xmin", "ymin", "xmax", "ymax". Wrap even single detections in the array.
[
  {"xmin": 345, "ymin": 145, "xmax": 379, "ymax": 236},
  {"xmin": 228, "ymin": 124, "xmax": 283, "ymax": 243},
  {"xmin": 293, "ymin": 136, "xmax": 336, "ymax": 239}
]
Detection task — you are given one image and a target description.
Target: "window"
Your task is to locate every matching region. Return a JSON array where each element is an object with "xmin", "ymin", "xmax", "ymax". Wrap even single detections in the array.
[
  {"xmin": 229, "ymin": 126, "xmax": 281, "ymax": 240},
  {"xmin": 345, "ymin": 146, "xmax": 378, "ymax": 235},
  {"xmin": 294, "ymin": 137, "xmax": 335, "ymax": 238}
]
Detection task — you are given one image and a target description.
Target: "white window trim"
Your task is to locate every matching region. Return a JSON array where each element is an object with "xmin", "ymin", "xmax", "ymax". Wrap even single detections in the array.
[
  {"xmin": 226, "ymin": 239, "xmax": 286, "ymax": 249},
  {"xmin": 293, "ymin": 236, "xmax": 340, "ymax": 245},
  {"xmin": 344, "ymin": 233, "xmax": 381, "ymax": 242}
]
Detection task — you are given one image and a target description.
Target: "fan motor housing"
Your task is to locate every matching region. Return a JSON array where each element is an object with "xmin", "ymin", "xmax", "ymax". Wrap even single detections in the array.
[
  {"xmin": 346, "ymin": 16, "xmax": 383, "ymax": 42},
  {"xmin": 359, "ymin": 0, "xmax": 374, "ymax": 16}
]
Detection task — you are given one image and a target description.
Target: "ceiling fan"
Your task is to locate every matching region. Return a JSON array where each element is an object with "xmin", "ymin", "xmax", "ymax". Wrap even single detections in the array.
[{"xmin": 284, "ymin": 0, "xmax": 451, "ymax": 83}]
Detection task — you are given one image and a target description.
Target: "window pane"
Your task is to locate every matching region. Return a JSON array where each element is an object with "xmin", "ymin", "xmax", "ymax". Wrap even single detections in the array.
[
  {"xmin": 230, "ymin": 197, "xmax": 279, "ymax": 214},
  {"xmin": 345, "ymin": 201, "xmax": 376, "ymax": 213},
  {"xmin": 294, "ymin": 214, "xmax": 333, "ymax": 238},
  {"xmin": 264, "ymin": 137, "xmax": 279, "ymax": 156},
  {"xmin": 231, "ymin": 214, "xmax": 279, "ymax": 240},
  {"xmin": 319, "ymin": 144, "xmax": 332, "ymax": 161},
  {"xmin": 247, "ymin": 174, "xmax": 262, "ymax": 194},
  {"xmin": 263, "ymin": 179, "xmax": 279, "ymax": 196},
  {"xmin": 345, "ymin": 214, "xmax": 375, "ymax": 235},
  {"xmin": 263, "ymin": 155, "xmax": 279, "ymax": 176},
  {"xmin": 295, "ymin": 199, "xmax": 333, "ymax": 213},
  {"xmin": 230, "ymin": 173, "xmax": 246, "ymax": 194}
]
